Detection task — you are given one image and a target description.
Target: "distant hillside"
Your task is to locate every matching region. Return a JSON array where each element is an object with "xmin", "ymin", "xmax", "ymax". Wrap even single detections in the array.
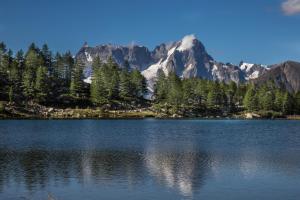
[{"xmin": 252, "ymin": 61, "xmax": 300, "ymax": 93}]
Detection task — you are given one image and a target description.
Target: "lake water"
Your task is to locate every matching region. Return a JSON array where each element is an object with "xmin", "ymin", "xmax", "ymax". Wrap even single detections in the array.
[{"xmin": 0, "ymin": 120, "xmax": 300, "ymax": 200}]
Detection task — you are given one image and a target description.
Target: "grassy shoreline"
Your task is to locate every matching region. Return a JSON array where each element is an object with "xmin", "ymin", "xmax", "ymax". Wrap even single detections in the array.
[
  {"xmin": 1, "ymin": 102, "xmax": 299, "ymax": 120},
  {"xmin": 1, "ymin": 108, "xmax": 299, "ymax": 120}
]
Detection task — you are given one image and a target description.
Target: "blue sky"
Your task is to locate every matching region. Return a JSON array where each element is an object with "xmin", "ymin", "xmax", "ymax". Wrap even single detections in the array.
[{"xmin": 0, "ymin": 0, "xmax": 299, "ymax": 65}]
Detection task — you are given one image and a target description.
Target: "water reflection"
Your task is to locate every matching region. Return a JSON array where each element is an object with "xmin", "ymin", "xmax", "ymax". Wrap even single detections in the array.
[
  {"xmin": 1, "ymin": 147, "xmax": 300, "ymax": 199},
  {"xmin": 1, "ymin": 120, "xmax": 300, "ymax": 200},
  {"xmin": 145, "ymin": 150, "xmax": 210, "ymax": 196},
  {"xmin": 144, "ymin": 130, "xmax": 210, "ymax": 197},
  {"xmin": 0, "ymin": 150, "xmax": 146, "ymax": 193}
]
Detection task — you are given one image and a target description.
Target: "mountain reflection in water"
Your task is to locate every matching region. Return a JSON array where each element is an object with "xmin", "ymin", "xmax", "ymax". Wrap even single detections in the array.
[{"xmin": 0, "ymin": 120, "xmax": 300, "ymax": 200}]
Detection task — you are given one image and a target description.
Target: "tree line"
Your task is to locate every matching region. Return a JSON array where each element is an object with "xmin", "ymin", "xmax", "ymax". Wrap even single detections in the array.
[
  {"xmin": 0, "ymin": 41, "xmax": 300, "ymax": 116},
  {"xmin": 0, "ymin": 42, "xmax": 146, "ymax": 109},
  {"xmin": 153, "ymin": 69, "xmax": 300, "ymax": 116}
]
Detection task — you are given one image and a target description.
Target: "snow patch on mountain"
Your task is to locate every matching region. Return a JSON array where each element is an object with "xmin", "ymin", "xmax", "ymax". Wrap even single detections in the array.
[
  {"xmin": 240, "ymin": 62, "xmax": 268, "ymax": 80},
  {"xmin": 85, "ymin": 52, "xmax": 93, "ymax": 62},
  {"xmin": 240, "ymin": 62, "xmax": 254, "ymax": 72},
  {"xmin": 248, "ymin": 71, "xmax": 260, "ymax": 79}
]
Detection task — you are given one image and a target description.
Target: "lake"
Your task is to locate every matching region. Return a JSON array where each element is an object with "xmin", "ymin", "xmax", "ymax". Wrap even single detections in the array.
[{"xmin": 0, "ymin": 120, "xmax": 300, "ymax": 200}]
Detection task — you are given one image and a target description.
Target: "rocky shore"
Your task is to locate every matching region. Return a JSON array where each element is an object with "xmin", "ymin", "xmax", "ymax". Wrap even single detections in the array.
[{"xmin": 0, "ymin": 101, "xmax": 298, "ymax": 120}]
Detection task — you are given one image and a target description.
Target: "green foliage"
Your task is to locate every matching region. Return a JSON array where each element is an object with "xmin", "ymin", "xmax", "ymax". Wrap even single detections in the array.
[
  {"xmin": 8, "ymin": 86, "xmax": 13, "ymax": 103},
  {"xmin": 22, "ymin": 67, "xmax": 35, "ymax": 99},
  {"xmin": 167, "ymin": 72, "xmax": 183, "ymax": 112},
  {"xmin": 154, "ymin": 69, "xmax": 168, "ymax": 102},
  {"xmin": 1, "ymin": 41, "xmax": 300, "ymax": 117},
  {"xmin": 35, "ymin": 66, "xmax": 48, "ymax": 103},
  {"xmin": 0, "ymin": 102, "xmax": 4, "ymax": 113},
  {"xmin": 274, "ymin": 90, "xmax": 284, "ymax": 112},
  {"xmin": 295, "ymin": 92, "xmax": 300, "ymax": 114},
  {"xmin": 70, "ymin": 60, "xmax": 85, "ymax": 98},
  {"xmin": 130, "ymin": 69, "xmax": 147, "ymax": 100},
  {"xmin": 282, "ymin": 92, "xmax": 293, "ymax": 115},
  {"xmin": 243, "ymin": 84, "xmax": 258, "ymax": 111},
  {"xmin": 90, "ymin": 57, "xmax": 107, "ymax": 105},
  {"xmin": 119, "ymin": 69, "xmax": 131, "ymax": 102}
]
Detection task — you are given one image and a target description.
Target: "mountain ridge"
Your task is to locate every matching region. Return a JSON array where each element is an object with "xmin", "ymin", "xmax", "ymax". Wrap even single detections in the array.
[{"xmin": 75, "ymin": 35, "xmax": 300, "ymax": 93}]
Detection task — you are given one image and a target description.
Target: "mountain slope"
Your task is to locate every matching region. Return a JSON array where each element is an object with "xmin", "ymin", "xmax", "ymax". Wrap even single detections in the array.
[
  {"xmin": 76, "ymin": 35, "xmax": 271, "ymax": 93},
  {"xmin": 252, "ymin": 61, "xmax": 300, "ymax": 93}
]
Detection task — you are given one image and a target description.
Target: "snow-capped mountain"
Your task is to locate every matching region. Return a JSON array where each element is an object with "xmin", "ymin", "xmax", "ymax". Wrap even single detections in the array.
[
  {"xmin": 239, "ymin": 62, "xmax": 269, "ymax": 80},
  {"xmin": 76, "ymin": 42, "xmax": 154, "ymax": 71},
  {"xmin": 76, "ymin": 34, "xmax": 270, "ymax": 93},
  {"xmin": 142, "ymin": 35, "xmax": 214, "ymax": 92}
]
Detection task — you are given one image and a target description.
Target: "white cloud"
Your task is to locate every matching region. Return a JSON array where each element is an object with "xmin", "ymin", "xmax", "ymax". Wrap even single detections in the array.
[
  {"xmin": 177, "ymin": 34, "xmax": 196, "ymax": 51},
  {"xmin": 282, "ymin": 0, "xmax": 300, "ymax": 15}
]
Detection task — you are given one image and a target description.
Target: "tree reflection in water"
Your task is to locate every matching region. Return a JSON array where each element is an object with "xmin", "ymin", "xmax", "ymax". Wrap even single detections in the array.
[{"xmin": 0, "ymin": 148, "xmax": 211, "ymax": 197}]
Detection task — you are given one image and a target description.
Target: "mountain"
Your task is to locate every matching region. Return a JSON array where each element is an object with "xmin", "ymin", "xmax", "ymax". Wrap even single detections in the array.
[
  {"xmin": 77, "ymin": 35, "xmax": 263, "ymax": 91},
  {"xmin": 76, "ymin": 42, "xmax": 154, "ymax": 83},
  {"xmin": 239, "ymin": 62, "xmax": 269, "ymax": 80},
  {"xmin": 142, "ymin": 35, "xmax": 216, "ymax": 92},
  {"xmin": 252, "ymin": 61, "xmax": 300, "ymax": 93}
]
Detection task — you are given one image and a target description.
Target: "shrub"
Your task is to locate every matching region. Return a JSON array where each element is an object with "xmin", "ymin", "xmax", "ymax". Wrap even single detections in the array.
[{"xmin": 0, "ymin": 102, "xmax": 5, "ymax": 113}]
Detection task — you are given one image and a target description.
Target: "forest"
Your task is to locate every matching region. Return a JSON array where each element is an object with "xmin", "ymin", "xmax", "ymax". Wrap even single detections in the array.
[{"xmin": 0, "ymin": 42, "xmax": 300, "ymax": 118}]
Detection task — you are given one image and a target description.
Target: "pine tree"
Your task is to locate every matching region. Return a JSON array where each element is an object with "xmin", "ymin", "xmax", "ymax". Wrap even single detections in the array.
[
  {"xmin": 282, "ymin": 92, "xmax": 293, "ymax": 115},
  {"xmin": 195, "ymin": 79, "xmax": 208, "ymax": 107},
  {"xmin": 8, "ymin": 86, "xmax": 13, "ymax": 103},
  {"xmin": 70, "ymin": 60, "xmax": 85, "ymax": 98},
  {"xmin": 0, "ymin": 42, "xmax": 9, "ymax": 99},
  {"xmin": 15, "ymin": 50, "xmax": 25, "ymax": 72},
  {"xmin": 41, "ymin": 44, "xmax": 52, "ymax": 71},
  {"xmin": 130, "ymin": 69, "xmax": 146, "ymax": 100},
  {"xmin": 8, "ymin": 60, "xmax": 22, "ymax": 100},
  {"xmin": 261, "ymin": 91, "xmax": 274, "ymax": 111},
  {"xmin": 22, "ymin": 48, "xmax": 43, "ymax": 100},
  {"xmin": 123, "ymin": 60, "xmax": 130, "ymax": 71},
  {"xmin": 274, "ymin": 90, "xmax": 284, "ymax": 112},
  {"xmin": 35, "ymin": 66, "xmax": 48, "ymax": 103},
  {"xmin": 63, "ymin": 51, "xmax": 74, "ymax": 84},
  {"xmin": 104, "ymin": 57, "xmax": 119, "ymax": 101},
  {"xmin": 206, "ymin": 82, "xmax": 222, "ymax": 109},
  {"xmin": 227, "ymin": 81, "xmax": 237, "ymax": 112},
  {"xmin": 22, "ymin": 68, "xmax": 35, "ymax": 99},
  {"xmin": 166, "ymin": 72, "xmax": 182, "ymax": 112},
  {"xmin": 243, "ymin": 84, "xmax": 258, "ymax": 111},
  {"xmin": 90, "ymin": 57, "xmax": 107, "ymax": 105},
  {"xmin": 295, "ymin": 92, "xmax": 300, "ymax": 114},
  {"xmin": 119, "ymin": 69, "xmax": 131, "ymax": 103},
  {"xmin": 154, "ymin": 69, "xmax": 167, "ymax": 102}
]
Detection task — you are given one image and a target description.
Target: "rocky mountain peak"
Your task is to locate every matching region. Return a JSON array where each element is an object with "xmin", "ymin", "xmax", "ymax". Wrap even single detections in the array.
[{"xmin": 74, "ymin": 35, "xmax": 300, "ymax": 94}]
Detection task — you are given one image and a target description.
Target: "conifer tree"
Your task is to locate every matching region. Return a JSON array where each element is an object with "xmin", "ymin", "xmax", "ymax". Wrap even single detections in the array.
[
  {"xmin": 22, "ymin": 68, "xmax": 35, "ymax": 100},
  {"xmin": 282, "ymin": 92, "xmax": 293, "ymax": 115},
  {"xmin": 243, "ymin": 84, "xmax": 258, "ymax": 111},
  {"xmin": 261, "ymin": 91, "xmax": 274, "ymax": 111},
  {"xmin": 154, "ymin": 69, "xmax": 167, "ymax": 102},
  {"xmin": 0, "ymin": 42, "xmax": 9, "ymax": 98},
  {"xmin": 22, "ymin": 48, "xmax": 43, "ymax": 100},
  {"xmin": 130, "ymin": 69, "xmax": 146, "ymax": 100},
  {"xmin": 167, "ymin": 72, "xmax": 182, "ymax": 111},
  {"xmin": 274, "ymin": 90, "xmax": 284, "ymax": 112},
  {"xmin": 90, "ymin": 57, "xmax": 107, "ymax": 105},
  {"xmin": 119, "ymin": 69, "xmax": 131, "ymax": 103},
  {"xmin": 70, "ymin": 60, "xmax": 85, "ymax": 98},
  {"xmin": 104, "ymin": 57, "xmax": 119, "ymax": 101},
  {"xmin": 8, "ymin": 86, "xmax": 13, "ymax": 103},
  {"xmin": 35, "ymin": 66, "xmax": 48, "ymax": 103},
  {"xmin": 295, "ymin": 92, "xmax": 300, "ymax": 114},
  {"xmin": 207, "ymin": 82, "xmax": 222, "ymax": 109}
]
